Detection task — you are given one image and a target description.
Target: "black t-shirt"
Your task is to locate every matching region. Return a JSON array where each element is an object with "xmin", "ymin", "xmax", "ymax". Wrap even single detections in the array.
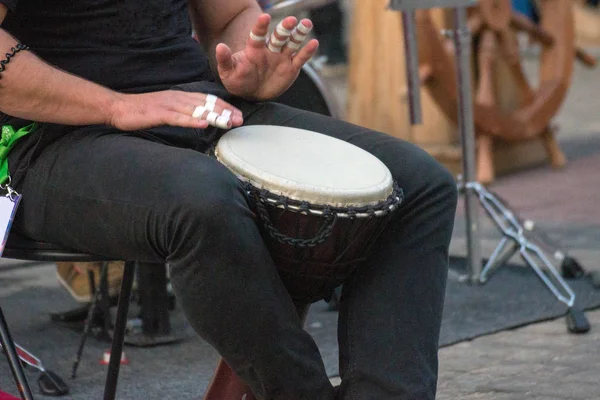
[
  {"xmin": 0, "ymin": 0, "xmax": 217, "ymax": 186},
  {"xmin": 1, "ymin": 0, "xmax": 215, "ymax": 92}
]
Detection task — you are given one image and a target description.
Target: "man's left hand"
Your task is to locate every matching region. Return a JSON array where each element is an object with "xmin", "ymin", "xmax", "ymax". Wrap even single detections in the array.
[{"xmin": 215, "ymin": 14, "xmax": 318, "ymax": 101}]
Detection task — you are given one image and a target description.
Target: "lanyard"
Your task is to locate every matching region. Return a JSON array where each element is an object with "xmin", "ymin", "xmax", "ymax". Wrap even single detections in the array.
[{"xmin": 0, "ymin": 123, "xmax": 37, "ymax": 186}]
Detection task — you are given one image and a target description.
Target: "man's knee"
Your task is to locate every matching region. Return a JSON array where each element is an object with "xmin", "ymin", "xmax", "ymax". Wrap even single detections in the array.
[
  {"xmin": 159, "ymin": 158, "xmax": 249, "ymax": 243},
  {"xmin": 390, "ymin": 144, "xmax": 458, "ymax": 210},
  {"xmin": 427, "ymin": 158, "xmax": 458, "ymax": 210}
]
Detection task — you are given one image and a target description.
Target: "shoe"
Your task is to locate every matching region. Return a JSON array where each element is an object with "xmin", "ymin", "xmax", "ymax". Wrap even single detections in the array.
[{"xmin": 56, "ymin": 261, "xmax": 125, "ymax": 303}]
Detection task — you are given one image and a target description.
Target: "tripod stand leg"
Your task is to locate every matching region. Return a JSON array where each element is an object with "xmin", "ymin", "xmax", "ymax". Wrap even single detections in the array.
[
  {"xmin": 479, "ymin": 237, "xmax": 518, "ymax": 283},
  {"xmin": 520, "ymin": 247, "xmax": 575, "ymax": 307},
  {"xmin": 519, "ymin": 246, "xmax": 590, "ymax": 333}
]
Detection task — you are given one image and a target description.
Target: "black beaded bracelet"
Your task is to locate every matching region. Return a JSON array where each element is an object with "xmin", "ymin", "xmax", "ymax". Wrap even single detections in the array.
[{"xmin": 0, "ymin": 43, "xmax": 29, "ymax": 74}]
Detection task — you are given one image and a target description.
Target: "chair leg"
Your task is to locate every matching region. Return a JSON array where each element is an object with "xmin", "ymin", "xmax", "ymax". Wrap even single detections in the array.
[
  {"xmin": 0, "ymin": 306, "xmax": 35, "ymax": 400},
  {"xmin": 72, "ymin": 262, "xmax": 110, "ymax": 379},
  {"xmin": 103, "ymin": 261, "xmax": 136, "ymax": 400}
]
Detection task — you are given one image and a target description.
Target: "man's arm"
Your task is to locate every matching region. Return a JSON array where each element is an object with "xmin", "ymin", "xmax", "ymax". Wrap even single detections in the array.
[
  {"xmin": 188, "ymin": 0, "xmax": 263, "ymax": 75},
  {"xmin": 0, "ymin": 5, "xmax": 242, "ymax": 130},
  {"xmin": 0, "ymin": 17, "xmax": 119, "ymax": 125}
]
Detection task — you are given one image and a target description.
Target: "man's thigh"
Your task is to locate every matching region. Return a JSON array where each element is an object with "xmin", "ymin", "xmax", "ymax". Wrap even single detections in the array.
[{"xmin": 12, "ymin": 126, "xmax": 242, "ymax": 262}]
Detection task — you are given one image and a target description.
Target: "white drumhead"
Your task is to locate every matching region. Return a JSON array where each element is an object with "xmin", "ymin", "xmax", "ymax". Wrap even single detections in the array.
[{"xmin": 215, "ymin": 126, "xmax": 394, "ymax": 207}]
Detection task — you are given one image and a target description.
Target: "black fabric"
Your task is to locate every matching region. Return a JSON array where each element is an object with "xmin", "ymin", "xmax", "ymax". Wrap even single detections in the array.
[
  {"xmin": 1, "ymin": 0, "xmax": 212, "ymax": 93},
  {"xmin": 0, "ymin": 0, "xmax": 17, "ymax": 12},
  {"xmin": 0, "ymin": 0, "xmax": 214, "ymax": 187}
]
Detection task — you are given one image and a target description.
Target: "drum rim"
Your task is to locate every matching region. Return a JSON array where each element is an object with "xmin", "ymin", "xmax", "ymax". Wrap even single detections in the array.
[
  {"xmin": 243, "ymin": 179, "xmax": 403, "ymax": 219},
  {"xmin": 216, "ymin": 126, "xmax": 394, "ymax": 207}
]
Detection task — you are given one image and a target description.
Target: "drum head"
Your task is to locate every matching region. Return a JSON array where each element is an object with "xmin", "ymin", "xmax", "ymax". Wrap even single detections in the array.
[{"xmin": 215, "ymin": 126, "xmax": 394, "ymax": 207}]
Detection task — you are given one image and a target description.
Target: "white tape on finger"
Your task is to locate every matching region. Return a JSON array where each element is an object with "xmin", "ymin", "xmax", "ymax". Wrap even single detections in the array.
[
  {"xmin": 267, "ymin": 42, "xmax": 283, "ymax": 53},
  {"xmin": 249, "ymin": 31, "xmax": 267, "ymax": 42},
  {"xmin": 206, "ymin": 112, "xmax": 219, "ymax": 125},
  {"xmin": 221, "ymin": 109, "xmax": 232, "ymax": 118},
  {"xmin": 291, "ymin": 30, "xmax": 307, "ymax": 43},
  {"xmin": 204, "ymin": 102, "xmax": 215, "ymax": 112},
  {"xmin": 205, "ymin": 94, "xmax": 218, "ymax": 105},
  {"xmin": 216, "ymin": 116, "xmax": 230, "ymax": 129},
  {"xmin": 275, "ymin": 22, "xmax": 292, "ymax": 37},
  {"xmin": 269, "ymin": 35, "xmax": 288, "ymax": 47},
  {"xmin": 286, "ymin": 42, "xmax": 302, "ymax": 50},
  {"xmin": 192, "ymin": 106, "xmax": 206, "ymax": 119},
  {"xmin": 296, "ymin": 22, "xmax": 312, "ymax": 35}
]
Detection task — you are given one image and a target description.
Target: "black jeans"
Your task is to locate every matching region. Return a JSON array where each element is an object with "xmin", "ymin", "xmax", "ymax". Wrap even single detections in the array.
[{"xmin": 9, "ymin": 81, "xmax": 457, "ymax": 400}]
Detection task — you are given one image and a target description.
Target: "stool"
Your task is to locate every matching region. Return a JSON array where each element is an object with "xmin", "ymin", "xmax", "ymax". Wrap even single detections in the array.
[{"xmin": 2, "ymin": 232, "xmax": 278, "ymax": 400}]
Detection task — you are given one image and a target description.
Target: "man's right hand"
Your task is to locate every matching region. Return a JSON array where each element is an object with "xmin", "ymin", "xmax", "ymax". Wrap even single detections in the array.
[{"xmin": 109, "ymin": 90, "xmax": 244, "ymax": 131}]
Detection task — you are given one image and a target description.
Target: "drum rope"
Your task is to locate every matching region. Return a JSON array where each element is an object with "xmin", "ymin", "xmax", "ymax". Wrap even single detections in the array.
[{"xmin": 244, "ymin": 181, "xmax": 403, "ymax": 248}]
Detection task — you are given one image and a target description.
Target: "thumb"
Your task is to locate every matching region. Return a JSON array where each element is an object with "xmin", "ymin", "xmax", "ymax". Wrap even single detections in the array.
[{"xmin": 216, "ymin": 43, "xmax": 235, "ymax": 78}]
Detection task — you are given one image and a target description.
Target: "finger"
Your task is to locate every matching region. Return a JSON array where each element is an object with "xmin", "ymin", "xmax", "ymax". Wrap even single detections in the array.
[
  {"xmin": 189, "ymin": 95, "xmax": 244, "ymax": 129},
  {"xmin": 292, "ymin": 38, "xmax": 319, "ymax": 70},
  {"xmin": 216, "ymin": 43, "xmax": 235, "ymax": 79},
  {"xmin": 282, "ymin": 19, "xmax": 313, "ymax": 56},
  {"xmin": 162, "ymin": 111, "xmax": 210, "ymax": 129},
  {"xmin": 247, "ymin": 13, "xmax": 271, "ymax": 49},
  {"xmin": 174, "ymin": 92, "xmax": 243, "ymax": 119},
  {"xmin": 267, "ymin": 16, "xmax": 297, "ymax": 54}
]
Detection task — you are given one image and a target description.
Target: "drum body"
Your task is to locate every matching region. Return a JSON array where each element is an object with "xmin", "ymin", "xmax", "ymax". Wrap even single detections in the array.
[
  {"xmin": 260, "ymin": 201, "xmax": 395, "ymax": 302},
  {"xmin": 215, "ymin": 126, "xmax": 402, "ymax": 302}
]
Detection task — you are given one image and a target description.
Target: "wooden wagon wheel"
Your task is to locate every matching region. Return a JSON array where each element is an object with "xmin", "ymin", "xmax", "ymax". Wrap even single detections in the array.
[{"xmin": 414, "ymin": 0, "xmax": 596, "ymax": 183}]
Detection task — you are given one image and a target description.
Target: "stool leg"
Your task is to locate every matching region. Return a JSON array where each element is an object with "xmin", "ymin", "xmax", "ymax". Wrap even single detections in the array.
[
  {"xmin": 103, "ymin": 261, "xmax": 135, "ymax": 400},
  {"xmin": 72, "ymin": 262, "xmax": 109, "ymax": 379},
  {"xmin": 0, "ymin": 306, "xmax": 35, "ymax": 400},
  {"xmin": 202, "ymin": 303, "xmax": 311, "ymax": 400},
  {"xmin": 137, "ymin": 263, "xmax": 171, "ymax": 336}
]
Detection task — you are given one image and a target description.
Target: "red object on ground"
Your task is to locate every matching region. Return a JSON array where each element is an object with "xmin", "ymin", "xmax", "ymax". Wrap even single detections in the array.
[
  {"xmin": 99, "ymin": 349, "xmax": 129, "ymax": 365},
  {"xmin": 202, "ymin": 358, "xmax": 257, "ymax": 400},
  {"xmin": 0, "ymin": 391, "xmax": 20, "ymax": 400}
]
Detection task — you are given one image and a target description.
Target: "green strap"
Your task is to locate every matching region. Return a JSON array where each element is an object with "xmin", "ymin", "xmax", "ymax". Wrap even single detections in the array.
[{"xmin": 0, "ymin": 123, "xmax": 38, "ymax": 185}]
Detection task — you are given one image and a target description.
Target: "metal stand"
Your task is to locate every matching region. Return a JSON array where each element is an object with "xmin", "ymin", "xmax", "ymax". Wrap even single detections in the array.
[
  {"xmin": 451, "ymin": 7, "xmax": 483, "ymax": 282},
  {"xmin": 388, "ymin": 0, "xmax": 482, "ymax": 281},
  {"xmin": 389, "ymin": 0, "xmax": 590, "ymax": 333},
  {"xmin": 457, "ymin": 181, "xmax": 590, "ymax": 333}
]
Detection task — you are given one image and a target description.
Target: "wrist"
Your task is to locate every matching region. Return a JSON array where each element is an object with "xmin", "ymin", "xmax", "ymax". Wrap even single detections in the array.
[{"xmin": 105, "ymin": 92, "xmax": 126, "ymax": 127}]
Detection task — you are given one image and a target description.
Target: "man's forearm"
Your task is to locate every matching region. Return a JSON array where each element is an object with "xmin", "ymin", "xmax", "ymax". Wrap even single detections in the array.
[{"xmin": 0, "ymin": 28, "xmax": 121, "ymax": 126}]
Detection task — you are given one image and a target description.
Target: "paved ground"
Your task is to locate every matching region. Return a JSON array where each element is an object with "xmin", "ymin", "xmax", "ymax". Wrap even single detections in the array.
[{"xmin": 2, "ymin": 44, "xmax": 600, "ymax": 399}]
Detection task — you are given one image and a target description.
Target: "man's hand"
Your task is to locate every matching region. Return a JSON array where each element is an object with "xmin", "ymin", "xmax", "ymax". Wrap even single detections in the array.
[
  {"xmin": 215, "ymin": 14, "xmax": 319, "ymax": 101},
  {"xmin": 108, "ymin": 91, "xmax": 244, "ymax": 132}
]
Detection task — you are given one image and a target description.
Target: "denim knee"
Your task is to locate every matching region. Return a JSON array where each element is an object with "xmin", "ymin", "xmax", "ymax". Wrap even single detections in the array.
[{"xmin": 157, "ymin": 159, "xmax": 251, "ymax": 257}]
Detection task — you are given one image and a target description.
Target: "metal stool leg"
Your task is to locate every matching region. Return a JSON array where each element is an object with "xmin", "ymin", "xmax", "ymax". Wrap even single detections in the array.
[
  {"xmin": 72, "ymin": 262, "xmax": 110, "ymax": 378},
  {"xmin": 103, "ymin": 261, "xmax": 136, "ymax": 400},
  {"xmin": 0, "ymin": 306, "xmax": 35, "ymax": 400}
]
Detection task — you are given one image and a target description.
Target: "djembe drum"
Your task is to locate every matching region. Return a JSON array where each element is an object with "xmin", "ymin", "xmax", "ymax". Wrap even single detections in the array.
[{"xmin": 203, "ymin": 125, "xmax": 402, "ymax": 399}]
